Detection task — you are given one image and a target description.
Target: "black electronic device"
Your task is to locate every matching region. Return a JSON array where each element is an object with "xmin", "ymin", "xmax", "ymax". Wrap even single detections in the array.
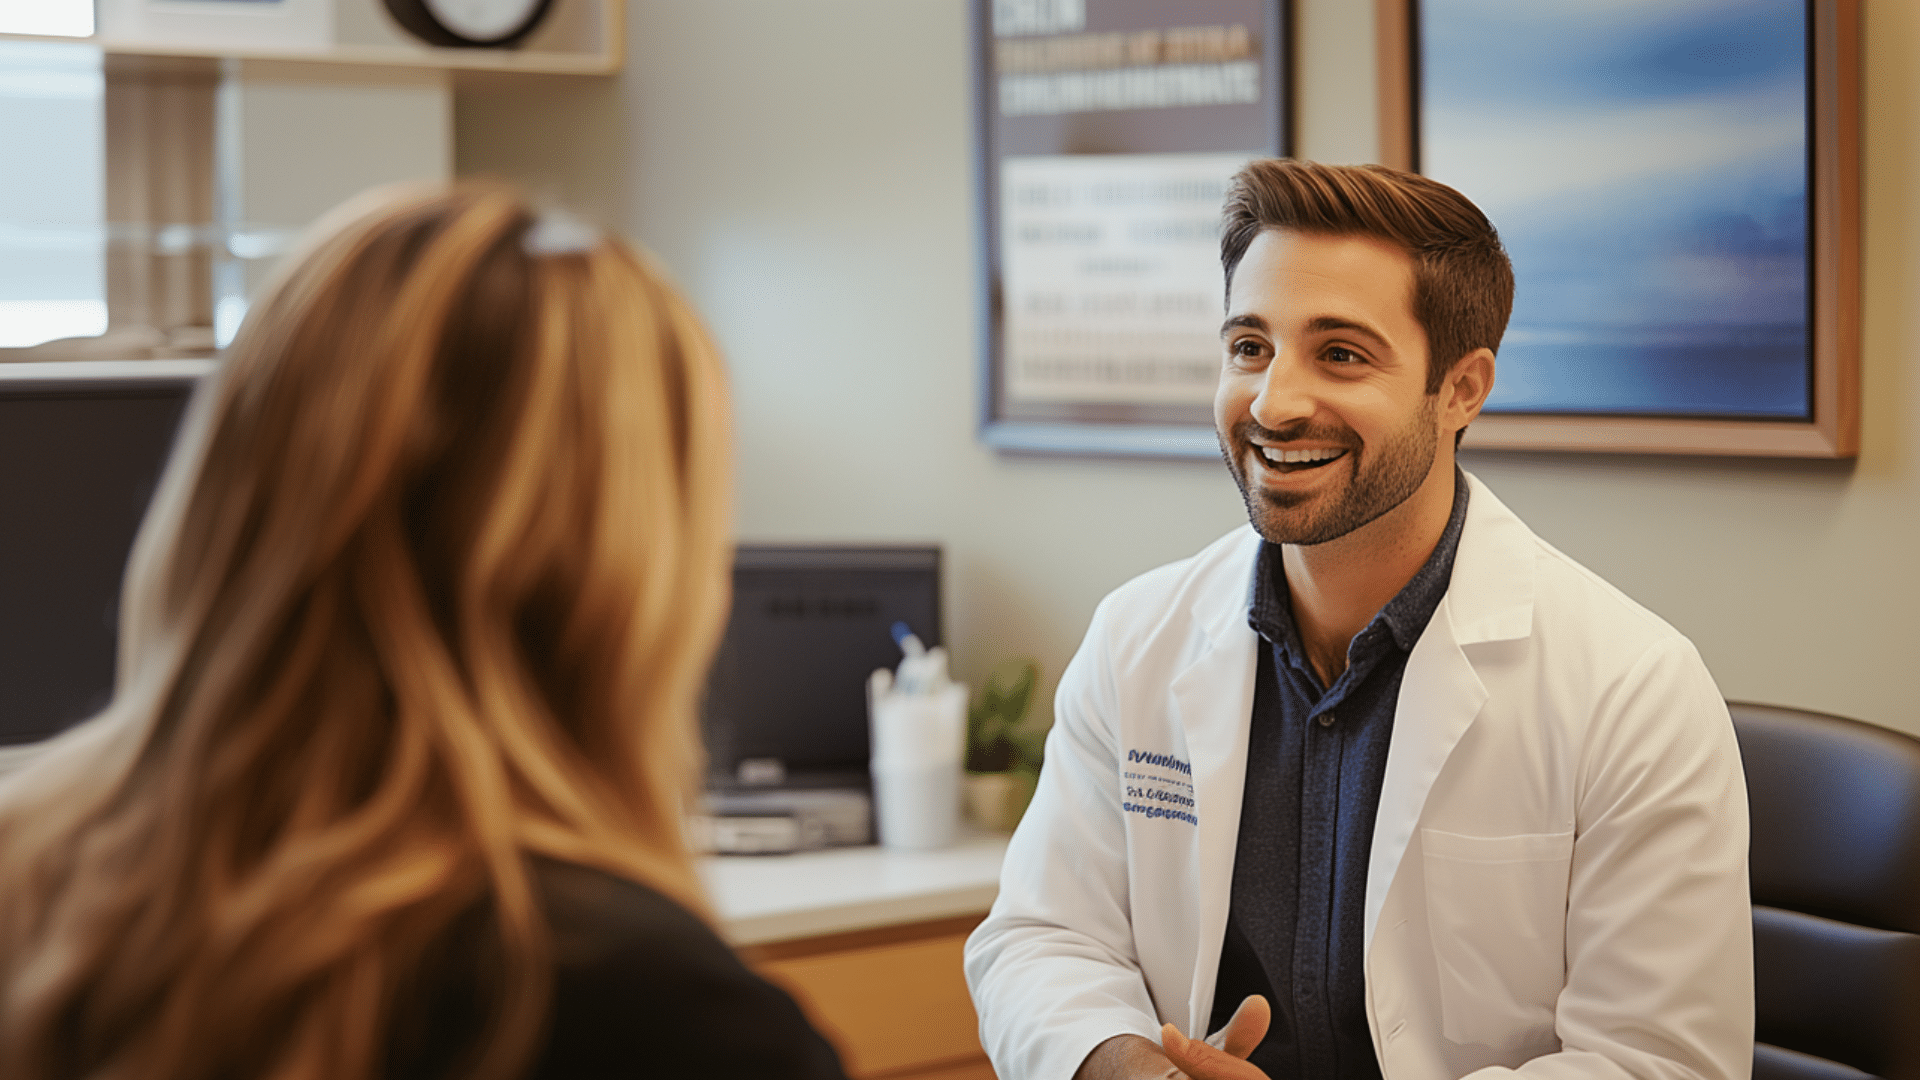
[
  {"xmin": 0, "ymin": 362, "xmax": 205, "ymax": 745},
  {"xmin": 702, "ymin": 545, "xmax": 942, "ymax": 792}
]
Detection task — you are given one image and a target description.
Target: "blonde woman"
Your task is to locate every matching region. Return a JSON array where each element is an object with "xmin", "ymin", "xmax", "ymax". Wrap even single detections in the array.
[{"xmin": 0, "ymin": 184, "xmax": 847, "ymax": 1080}]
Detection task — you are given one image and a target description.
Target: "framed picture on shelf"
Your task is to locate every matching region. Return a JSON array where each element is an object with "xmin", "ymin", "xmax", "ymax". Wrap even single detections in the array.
[
  {"xmin": 1378, "ymin": 0, "xmax": 1859, "ymax": 457},
  {"xmin": 973, "ymin": 0, "xmax": 1290, "ymax": 458}
]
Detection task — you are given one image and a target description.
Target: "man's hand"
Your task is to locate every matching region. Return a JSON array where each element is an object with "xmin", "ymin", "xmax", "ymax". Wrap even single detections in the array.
[{"xmin": 1072, "ymin": 996, "xmax": 1271, "ymax": 1080}]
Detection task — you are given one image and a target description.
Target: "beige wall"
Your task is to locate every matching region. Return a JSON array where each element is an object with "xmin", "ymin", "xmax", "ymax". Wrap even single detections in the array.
[
  {"xmin": 226, "ymin": 62, "xmax": 450, "ymax": 232},
  {"xmin": 457, "ymin": 1, "xmax": 1920, "ymax": 736}
]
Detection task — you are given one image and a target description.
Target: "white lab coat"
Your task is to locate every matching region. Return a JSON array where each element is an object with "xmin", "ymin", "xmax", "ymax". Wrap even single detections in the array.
[{"xmin": 965, "ymin": 473, "xmax": 1752, "ymax": 1080}]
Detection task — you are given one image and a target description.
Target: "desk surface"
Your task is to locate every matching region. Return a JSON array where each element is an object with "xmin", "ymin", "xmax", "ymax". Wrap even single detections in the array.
[{"xmin": 703, "ymin": 833, "xmax": 1010, "ymax": 945}]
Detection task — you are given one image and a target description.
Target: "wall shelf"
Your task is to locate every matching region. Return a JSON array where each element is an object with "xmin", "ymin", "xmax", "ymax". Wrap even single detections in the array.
[{"xmin": 0, "ymin": 0, "xmax": 623, "ymax": 76}]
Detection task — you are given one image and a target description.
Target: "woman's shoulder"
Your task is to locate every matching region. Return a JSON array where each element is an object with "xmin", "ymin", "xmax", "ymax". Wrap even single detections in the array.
[
  {"xmin": 526, "ymin": 859, "xmax": 848, "ymax": 1080},
  {"xmin": 533, "ymin": 858, "xmax": 719, "ymax": 960}
]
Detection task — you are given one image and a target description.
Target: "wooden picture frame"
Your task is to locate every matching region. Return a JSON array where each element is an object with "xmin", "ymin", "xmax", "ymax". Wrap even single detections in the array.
[
  {"xmin": 1379, "ymin": 0, "xmax": 1859, "ymax": 458},
  {"xmin": 972, "ymin": 0, "xmax": 1291, "ymax": 458}
]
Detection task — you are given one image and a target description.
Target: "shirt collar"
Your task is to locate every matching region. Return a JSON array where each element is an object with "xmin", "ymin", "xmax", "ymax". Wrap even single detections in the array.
[{"xmin": 1246, "ymin": 466, "xmax": 1472, "ymax": 657}]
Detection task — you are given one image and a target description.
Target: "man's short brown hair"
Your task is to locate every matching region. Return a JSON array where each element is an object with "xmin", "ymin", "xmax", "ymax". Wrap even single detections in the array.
[{"xmin": 1221, "ymin": 159, "xmax": 1515, "ymax": 394}]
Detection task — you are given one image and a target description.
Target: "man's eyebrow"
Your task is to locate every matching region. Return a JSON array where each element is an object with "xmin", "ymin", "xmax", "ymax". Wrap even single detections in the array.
[
  {"xmin": 1303, "ymin": 315, "xmax": 1393, "ymax": 349},
  {"xmin": 1220, "ymin": 313, "xmax": 1398, "ymax": 350},
  {"xmin": 1220, "ymin": 314, "xmax": 1268, "ymax": 338}
]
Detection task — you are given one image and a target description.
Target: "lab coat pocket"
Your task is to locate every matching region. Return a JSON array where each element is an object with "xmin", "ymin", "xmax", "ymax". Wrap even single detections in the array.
[{"xmin": 1420, "ymin": 828, "xmax": 1573, "ymax": 1051}]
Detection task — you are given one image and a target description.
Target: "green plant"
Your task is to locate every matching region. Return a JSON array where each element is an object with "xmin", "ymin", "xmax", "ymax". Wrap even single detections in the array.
[{"xmin": 966, "ymin": 658, "xmax": 1043, "ymax": 774}]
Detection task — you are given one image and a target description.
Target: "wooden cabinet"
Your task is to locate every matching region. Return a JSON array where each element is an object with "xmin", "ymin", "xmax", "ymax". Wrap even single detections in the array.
[{"xmin": 742, "ymin": 914, "xmax": 997, "ymax": 1080}]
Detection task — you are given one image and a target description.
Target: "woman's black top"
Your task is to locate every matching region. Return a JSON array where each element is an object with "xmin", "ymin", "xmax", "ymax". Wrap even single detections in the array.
[{"xmin": 386, "ymin": 858, "xmax": 849, "ymax": 1080}]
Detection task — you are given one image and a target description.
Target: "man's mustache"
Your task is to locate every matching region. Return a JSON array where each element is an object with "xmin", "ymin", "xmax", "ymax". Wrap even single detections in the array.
[{"xmin": 1232, "ymin": 418, "xmax": 1358, "ymax": 447}]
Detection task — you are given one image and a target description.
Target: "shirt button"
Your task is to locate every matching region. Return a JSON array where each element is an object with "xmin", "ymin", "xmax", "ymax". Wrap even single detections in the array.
[{"xmin": 1318, "ymin": 712, "xmax": 1336, "ymax": 727}]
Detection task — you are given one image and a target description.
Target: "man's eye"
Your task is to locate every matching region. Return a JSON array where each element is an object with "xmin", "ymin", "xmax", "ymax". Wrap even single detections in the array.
[
  {"xmin": 1326, "ymin": 346, "xmax": 1361, "ymax": 364},
  {"xmin": 1231, "ymin": 339, "xmax": 1266, "ymax": 359}
]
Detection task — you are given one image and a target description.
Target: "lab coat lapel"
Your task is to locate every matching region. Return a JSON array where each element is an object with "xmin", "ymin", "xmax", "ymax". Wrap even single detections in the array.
[
  {"xmin": 1362, "ymin": 473, "xmax": 1535, "ymax": 957},
  {"xmin": 1363, "ymin": 600, "xmax": 1484, "ymax": 957},
  {"xmin": 1170, "ymin": 557, "xmax": 1260, "ymax": 1037}
]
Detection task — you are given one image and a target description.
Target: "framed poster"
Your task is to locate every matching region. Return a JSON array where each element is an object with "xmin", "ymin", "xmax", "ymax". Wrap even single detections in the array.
[
  {"xmin": 1379, "ymin": 0, "xmax": 1858, "ymax": 457},
  {"xmin": 973, "ymin": 0, "xmax": 1289, "ymax": 457}
]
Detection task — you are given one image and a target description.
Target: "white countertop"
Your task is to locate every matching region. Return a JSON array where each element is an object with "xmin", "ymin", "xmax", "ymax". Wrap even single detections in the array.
[{"xmin": 702, "ymin": 832, "xmax": 1010, "ymax": 945}]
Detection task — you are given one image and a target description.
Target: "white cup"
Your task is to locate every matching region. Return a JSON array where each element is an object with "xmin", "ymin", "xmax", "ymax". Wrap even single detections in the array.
[
  {"xmin": 871, "ymin": 759, "xmax": 961, "ymax": 850},
  {"xmin": 867, "ymin": 680, "xmax": 966, "ymax": 851}
]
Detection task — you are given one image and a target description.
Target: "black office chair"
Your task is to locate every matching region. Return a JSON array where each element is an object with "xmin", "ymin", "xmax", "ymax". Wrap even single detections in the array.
[{"xmin": 1731, "ymin": 702, "xmax": 1920, "ymax": 1080}]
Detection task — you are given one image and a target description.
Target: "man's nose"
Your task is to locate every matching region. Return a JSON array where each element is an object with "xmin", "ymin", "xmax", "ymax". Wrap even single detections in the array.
[{"xmin": 1249, "ymin": 350, "xmax": 1316, "ymax": 430}]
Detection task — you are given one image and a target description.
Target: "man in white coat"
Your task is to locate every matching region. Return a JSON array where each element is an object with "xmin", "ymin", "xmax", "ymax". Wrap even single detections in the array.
[{"xmin": 964, "ymin": 160, "xmax": 1752, "ymax": 1080}]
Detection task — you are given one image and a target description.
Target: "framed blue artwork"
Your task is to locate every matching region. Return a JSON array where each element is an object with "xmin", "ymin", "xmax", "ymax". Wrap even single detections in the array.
[{"xmin": 1381, "ymin": 0, "xmax": 1858, "ymax": 457}]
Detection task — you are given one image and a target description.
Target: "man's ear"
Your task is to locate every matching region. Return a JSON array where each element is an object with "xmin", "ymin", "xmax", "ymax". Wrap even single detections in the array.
[{"xmin": 1441, "ymin": 347, "xmax": 1496, "ymax": 437}]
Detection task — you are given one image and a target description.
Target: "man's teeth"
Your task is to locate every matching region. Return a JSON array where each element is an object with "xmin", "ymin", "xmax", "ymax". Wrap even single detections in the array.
[{"xmin": 1260, "ymin": 446, "xmax": 1346, "ymax": 464}]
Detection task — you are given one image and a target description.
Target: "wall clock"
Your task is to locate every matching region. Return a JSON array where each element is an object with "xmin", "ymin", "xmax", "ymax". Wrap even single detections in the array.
[{"xmin": 382, "ymin": 0, "xmax": 554, "ymax": 48}]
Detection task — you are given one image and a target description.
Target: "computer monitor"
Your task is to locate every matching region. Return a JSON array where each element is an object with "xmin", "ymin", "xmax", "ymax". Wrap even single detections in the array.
[
  {"xmin": 0, "ymin": 360, "xmax": 209, "ymax": 745},
  {"xmin": 702, "ymin": 545, "xmax": 942, "ymax": 790}
]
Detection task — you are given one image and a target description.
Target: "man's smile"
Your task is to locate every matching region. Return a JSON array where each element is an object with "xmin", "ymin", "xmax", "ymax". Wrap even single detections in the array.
[{"xmin": 1255, "ymin": 445, "xmax": 1350, "ymax": 474}]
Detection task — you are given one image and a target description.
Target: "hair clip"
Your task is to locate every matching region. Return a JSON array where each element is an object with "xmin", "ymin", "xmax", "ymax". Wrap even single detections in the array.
[{"xmin": 522, "ymin": 209, "xmax": 601, "ymax": 256}]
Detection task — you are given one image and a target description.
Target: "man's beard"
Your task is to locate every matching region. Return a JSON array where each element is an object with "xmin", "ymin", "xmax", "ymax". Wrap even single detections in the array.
[{"xmin": 1218, "ymin": 398, "xmax": 1440, "ymax": 546}]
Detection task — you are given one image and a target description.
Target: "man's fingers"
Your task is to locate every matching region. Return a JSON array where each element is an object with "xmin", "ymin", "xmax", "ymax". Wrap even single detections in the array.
[
  {"xmin": 1163, "ymin": 1023, "xmax": 1270, "ymax": 1080},
  {"xmin": 1208, "ymin": 995, "xmax": 1271, "ymax": 1059}
]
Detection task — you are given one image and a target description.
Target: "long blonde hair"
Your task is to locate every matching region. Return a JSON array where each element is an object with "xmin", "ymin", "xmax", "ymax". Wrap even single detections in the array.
[{"xmin": 0, "ymin": 182, "xmax": 733, "ymax": 1080}]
